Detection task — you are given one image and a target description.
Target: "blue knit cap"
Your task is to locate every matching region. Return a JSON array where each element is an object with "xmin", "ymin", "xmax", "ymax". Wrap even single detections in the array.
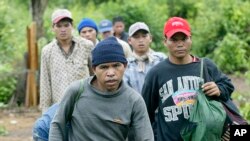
[
  {"xmin": 77, "ymin": 18, "xmax": 98, "ymax": 33},
  {"xmin": 92, "ymin": 37, "xmax": 127, "ymax": 66}
]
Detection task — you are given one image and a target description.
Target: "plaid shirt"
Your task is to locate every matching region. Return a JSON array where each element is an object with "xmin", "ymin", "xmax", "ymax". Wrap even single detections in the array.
[
  {"xmin": 124, "ymin": 51, "xmax": 166, "ymax": 94},
  {"xmin": 39, "ymin": 36, "xmax": 93, "ymax": 113}
]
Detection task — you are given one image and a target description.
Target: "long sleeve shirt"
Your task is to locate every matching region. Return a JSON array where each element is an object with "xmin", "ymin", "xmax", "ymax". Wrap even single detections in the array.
[
  {"xmin": 39, "ymin": 36, "xmax": 93, "ymax": 113},
  {"xmin": 142, "ymin": 58, "xmax": 234, "ymax": 141},
  {"xmin": 49, "ymin": 77, "xmax": 154, "ymax": 141},
  {"xmin": 124, "ymin": 51, "xmax": 166, "ymax": 94}
]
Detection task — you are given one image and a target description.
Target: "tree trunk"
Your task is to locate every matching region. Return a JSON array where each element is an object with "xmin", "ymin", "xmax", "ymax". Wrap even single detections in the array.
[{"xmin": 31, "ymin": 0, "xmax": 48, "ymax": 40}]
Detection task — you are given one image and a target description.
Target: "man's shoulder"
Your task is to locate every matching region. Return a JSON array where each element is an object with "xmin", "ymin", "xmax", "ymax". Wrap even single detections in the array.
[
  {"xmin": 151, "ymin": 51, "xmax": 167, "ymax": 60},
  {"xmin": 116, "ymin": 37, "xmax": 128, "ymax": 45},
  {"xmin": 149, "ymin": 59, "xmax": 166, "ymax": 72},
  {"xmin": 123, "ymin": 84, "xmax": 143, "ymax": 100},
  {"xmin": 41, "ymin": 39, "xmax": 57, "ymax": 54},
  {"xmin": 73, "ymin": 36, "xmax": 94, "ymax": 48}
]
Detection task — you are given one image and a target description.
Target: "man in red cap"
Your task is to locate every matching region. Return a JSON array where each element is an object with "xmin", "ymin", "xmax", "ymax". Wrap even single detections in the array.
[{"xmin": 141, "ymin": 17, "xmax": 234, "ymax": 141}]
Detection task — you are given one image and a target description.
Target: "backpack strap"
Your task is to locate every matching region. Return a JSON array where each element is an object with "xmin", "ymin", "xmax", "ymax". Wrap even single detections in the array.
[
  {"xmin": 68, "ymin": 79, "xmax": 84, "ymax": 121},
  {"xmin": 199, "ymin": 58, "xmax": 204, "ymax": 88}
]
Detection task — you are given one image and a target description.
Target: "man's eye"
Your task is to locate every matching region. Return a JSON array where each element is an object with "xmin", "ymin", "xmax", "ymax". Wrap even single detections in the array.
[
  {"xmin": 100, "ymin": 66, "xmax": 108, "ymax": 69},
  {"xmin": 114, "ymin": 64, "xmax": 121, "ymax": 68}
]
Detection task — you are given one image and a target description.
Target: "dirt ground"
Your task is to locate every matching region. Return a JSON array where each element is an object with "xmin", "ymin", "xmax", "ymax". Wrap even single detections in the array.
[
  {"xmin": 0, "ymin": 107, "xmax": 40, "ymax": 141},
  {"xmin": 0, "ymin": 75, "xmax": 249, "ymax": 141}
]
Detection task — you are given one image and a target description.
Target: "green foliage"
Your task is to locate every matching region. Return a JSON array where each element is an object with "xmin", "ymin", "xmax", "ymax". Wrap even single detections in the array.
[
  {"xmin": 213, "ymin": 33, "xmax": 248, "ymax": 73},
  {"xmin": 0, "ymin": 64, "xmax": 17, "ymax": 104},
  {"xmin": 0, "ymin": 125, "xmax": 8, "ymax": 136},
  {"xmin": 166, "ymin": 0, "xmax": 200, "ymax": 18},
  {"xmin": 232, "ymin": 91, "xmax": 250, "ymax": 123},
  {"xmin": 0, "ymin": 0, "xmax": 29, "ymax": 104},
  {"xmin": 0, "ymin": 76, "xmax": 17, "ymax": 103},
  {"xmin": 98, "ymin": 0, "xmax": 167, "ymax": 51},
  {"xmin": 245, "ymin": 71, "xmax": 250, "ymax": 84},
  {"xmin": 191, "ymin": 0, "xmax": 224, "ymax": 57}
]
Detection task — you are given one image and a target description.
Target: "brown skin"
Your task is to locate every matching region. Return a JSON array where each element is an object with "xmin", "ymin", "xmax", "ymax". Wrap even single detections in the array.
[
  {"xmin": 164, "ymin": 32, "xmax": 221, "ymax": 97},
  {"xmin": 92, "ymin": 62, "xmax": 127, "ymax": 92},
  {"xmin": 113, "ymin": 21, "xmax": 125, "ymax": 38},
  {"xmin": 79, "ymin": 27, "xmax": 97, "ymax": 45},
  {"xmin": 101, "ymin": 30, "xmax": 113, "ymax": 40},
  {"xmin": 128, "ymin": 30, "xmax": 152, "ymax": 56},
  {"xmin": 52, "ymin": 19, "xmax": 73, "ymax": 53}
]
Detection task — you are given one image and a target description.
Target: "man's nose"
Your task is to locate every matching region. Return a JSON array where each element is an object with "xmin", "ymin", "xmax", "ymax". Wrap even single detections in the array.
[
  {"xmin": 176, "ymin": 39, "xmax": 184, "ymax": 46},
  {"xmin": 107, "ymin": 68, "xmax": 115, "ymax": 76}
]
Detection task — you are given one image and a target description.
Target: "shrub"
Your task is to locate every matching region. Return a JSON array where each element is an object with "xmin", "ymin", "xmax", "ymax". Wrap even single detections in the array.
[
  {"xmin": 213, "ymin": 33, "xmax": 248, "ymax": 73},
  {"xmin": 0, "ymin": 64, "xmax": 17, "ymax": 104}
]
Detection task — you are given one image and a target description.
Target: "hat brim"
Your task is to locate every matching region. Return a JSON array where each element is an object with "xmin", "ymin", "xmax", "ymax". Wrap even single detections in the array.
[
  {"xmin": 99, "ymin": 27, "xmax": 112, "ymax": 33},
  {"xmin": 166, "ymin": 29, "xmax": 190, "ymax": 38},
  {"xmin": 129, "ymin": 29, "xmax": 149, "ymax": 37},
  {"xmin": 53, "ymin": 16, "xmax": 73, "ymax": 24}
]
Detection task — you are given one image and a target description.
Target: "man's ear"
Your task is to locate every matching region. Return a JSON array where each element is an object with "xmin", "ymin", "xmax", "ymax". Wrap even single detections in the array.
[
  {"xmin": 123, "ymin": 63, "xmax": 128, "ymax": 69},
  {"xmin": 52, "ymin": 25, "xmax": 55, "ymax": 32},
  {"xmin": 128, "ymin": 37, "xmax": 132, "ymax": 45},
  {"xmin": 92, "ymin": 66, "xmax": 96, "ymax": 74},
  {"xmin": 163, "ymin": 37, "xmax": 168, "ymax": 46},
  {"xmin": 149, "ymin": 34, "xmax": 153, "ymax": 43}
]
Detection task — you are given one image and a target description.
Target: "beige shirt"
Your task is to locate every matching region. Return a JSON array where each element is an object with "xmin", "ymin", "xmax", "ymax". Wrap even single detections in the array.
[
  {"xmin": 116, "ymin": 38, "xmax": 133, "ymax": 58},
  {"xmin": 39, "ymin": 36, "xmax": 93, "ymax": 113}
]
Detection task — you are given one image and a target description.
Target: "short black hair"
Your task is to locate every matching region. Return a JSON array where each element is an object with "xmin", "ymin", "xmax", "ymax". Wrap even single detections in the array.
[
  {"xmin": 112, "ymin": 16, "xmax": 124, "ymax": 24},
  {"xmin": 53, "ymin": 18, "xmax": 73, "ymax": 26}
]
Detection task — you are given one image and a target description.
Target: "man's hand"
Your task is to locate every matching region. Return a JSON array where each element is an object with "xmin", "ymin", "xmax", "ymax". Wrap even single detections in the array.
[{"xmin": 202, "ymin": 82, "xmax": 221, "ymax": 97}]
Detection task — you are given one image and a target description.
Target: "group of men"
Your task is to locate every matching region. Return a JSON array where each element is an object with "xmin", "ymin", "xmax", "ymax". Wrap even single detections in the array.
[{"xmin": 33, "ymin": 8, "xmax": 234, "ymax": 141}]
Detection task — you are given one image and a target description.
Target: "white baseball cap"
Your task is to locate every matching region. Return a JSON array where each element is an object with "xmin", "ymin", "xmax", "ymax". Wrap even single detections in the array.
[
  {"xmin": 128, "ymin": 22, "xmax": 150, "ymax": 36},
  {"xmin": 51, "ymin": 9, "xmax": 72, "ymax": 24}
]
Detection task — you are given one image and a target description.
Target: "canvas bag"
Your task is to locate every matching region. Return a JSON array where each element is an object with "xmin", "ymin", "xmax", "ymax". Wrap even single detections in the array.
[
  {"xmin": 201, "ymin": 60, "xmax": 249, "ymax": 140},
  {"xmin": 180, "ymin": 59, "xmax": 226, "ymax": 141}
]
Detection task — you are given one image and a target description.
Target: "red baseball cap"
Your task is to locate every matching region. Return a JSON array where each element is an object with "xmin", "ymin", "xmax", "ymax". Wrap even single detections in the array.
[
  {"xmin": 51, "ymin": 9, "xmax": 72, "ymax": 24},
  {"xmin": 163, "ymin": 17, "xmax": 191, "ymax": 38}
]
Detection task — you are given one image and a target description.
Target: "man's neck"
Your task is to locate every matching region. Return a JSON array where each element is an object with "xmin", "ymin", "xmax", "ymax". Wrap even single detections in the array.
[
  {"xmin": 134, "ymin": 49, "xmax": 149, "ymax": 57},
  {"xmin": 57, "ymin": 38, "xmax": 73, "ymax": 53},
  {"xmin": 169, "ymin": 55, "xmax": 193, "ymax": 64},
  {"xmin": 58, "ymin": 39, "xmax": 71, "ymax": 47},
  {"xmin": 114, "ymin": 32, "xmax": 122, "ymax": 38}
]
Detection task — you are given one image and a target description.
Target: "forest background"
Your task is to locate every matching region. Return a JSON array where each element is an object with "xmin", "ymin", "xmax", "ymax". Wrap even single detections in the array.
[{"xmin": 0, "ymin": 0, "xmax": 250, "ymax": 125}]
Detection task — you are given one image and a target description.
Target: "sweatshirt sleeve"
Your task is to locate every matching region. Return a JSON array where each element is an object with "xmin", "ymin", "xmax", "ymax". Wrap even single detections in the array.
[
  {"xmin": 131, "ymin": 96, "xmax": 154, "ymax": 141},
  {"xmin": 204, "ymin": 58, "xmax": 235, "ymax": 101},
  {"xmin": 141, "ymin": 69, "xmax": 159, "ymax": 124},
  {"xmin": 49, "ymin": 81, "xmax": 80, "ymax": 141}
]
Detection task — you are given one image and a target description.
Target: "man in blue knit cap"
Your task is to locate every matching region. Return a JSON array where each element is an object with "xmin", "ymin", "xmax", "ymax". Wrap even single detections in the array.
[
  {"xmin": 77, "ymin": 18, "xmax": 99, "ymax": 46},
  {"xmin": 49, "ymin": 37, "xmax": 154, "ymax": 141}
]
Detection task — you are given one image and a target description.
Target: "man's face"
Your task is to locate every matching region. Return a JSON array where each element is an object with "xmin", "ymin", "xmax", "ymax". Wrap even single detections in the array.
[
  {"xmin": 164, "ymin": 32, "xmax": 192, "ymax": 59},
  {"xmin": 101, "ymin": 31, "xmax": 112, "ymax": 40},
  {"xmin": 52, "ymin": 20, "xmax": 73, "ymax": 41},
  {"xmin": 79, "ymin": 27, "xmax": 97, "ymax": 43},
  {"xmin": 113, "ymin": 21, "xmax": 125, "ymax": 35},
  {"xmin": 128, "ymin": 30, "xmax": 152, "ymax": 55},
  {"xmin": 92, "ymin": 62, "xmax": 126, "ymax": 92}
]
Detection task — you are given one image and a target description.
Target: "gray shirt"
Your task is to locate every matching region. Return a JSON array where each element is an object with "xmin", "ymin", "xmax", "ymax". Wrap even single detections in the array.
[{"xmin": 49, "ymin": 76, "xmax": 154, "ymax": 141}]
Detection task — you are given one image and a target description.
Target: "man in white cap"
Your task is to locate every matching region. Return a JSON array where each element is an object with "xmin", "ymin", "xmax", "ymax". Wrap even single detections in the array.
[
  {"xmin": 34, "ymin": 9, "xmax": 94, "ymax": 141},
  {"xmin": 35, "ymin": 9, "xmax": 93, "ymax": 138},
  {"xmin": 124, "ymin": 22, "xmax": 166, "ymax": 94}
]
